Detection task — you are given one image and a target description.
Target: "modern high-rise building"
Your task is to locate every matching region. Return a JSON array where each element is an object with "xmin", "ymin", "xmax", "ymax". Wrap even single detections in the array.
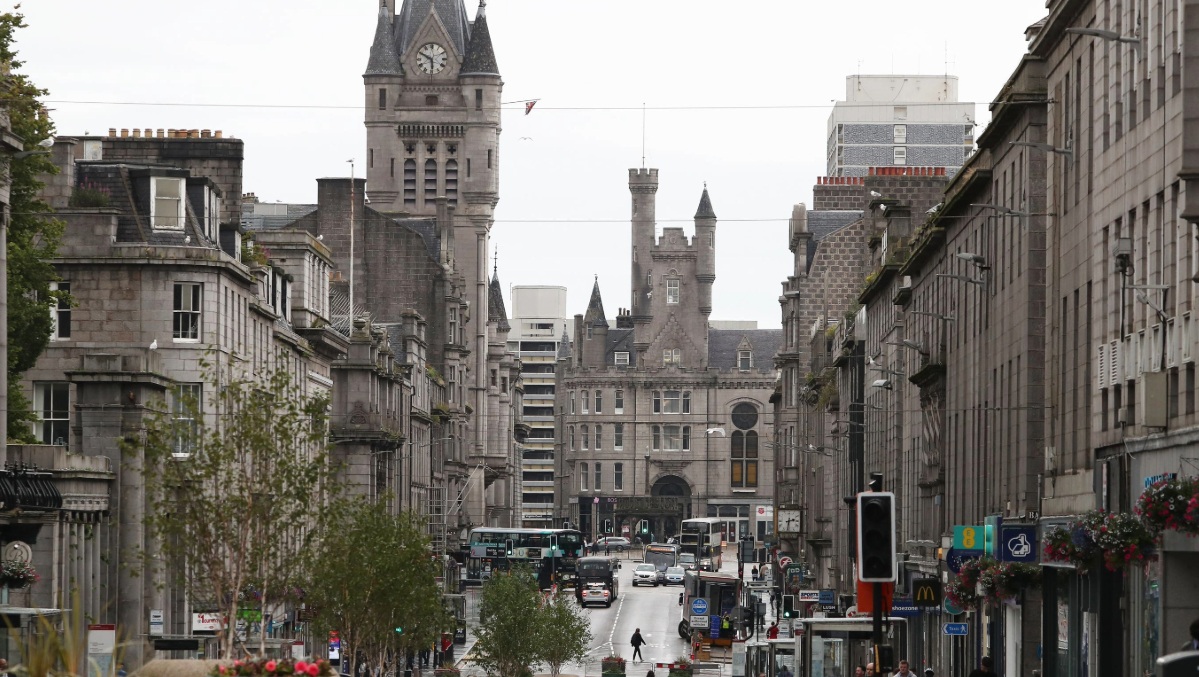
[
  {"xmin": 506, "ymin": 286, "xmax": 572, "ymax": 527},
  {"xmin": 826, "ymin": 75, "xmax": 975, "ymax": 177}
]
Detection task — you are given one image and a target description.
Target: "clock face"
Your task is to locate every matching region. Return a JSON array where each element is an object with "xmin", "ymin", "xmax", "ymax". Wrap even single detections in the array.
[{"xmin": 416, "ymin": 43, "xmax": 447, "ymax": 74}]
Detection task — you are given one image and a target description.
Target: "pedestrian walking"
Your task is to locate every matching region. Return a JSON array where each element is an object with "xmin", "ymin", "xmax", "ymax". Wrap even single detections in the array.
[
  {"xmin": 776, "ymin": 664, "xmax": 792, "ymax": 677},
  {"xmin": 893, "ymin": 660, "xmax": 913, "ymax": 677},
  {"xmin": 631, "ymin": 628, "xmax": 646, "ymax": 662},
  {"xmin": 766, "ymin": 621, "xmax": 779, "ymax": 639}
]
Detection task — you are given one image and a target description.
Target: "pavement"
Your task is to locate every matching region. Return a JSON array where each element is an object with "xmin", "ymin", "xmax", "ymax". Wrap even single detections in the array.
[{"xmin": 452, "ymin": 549, "xmax": 778, "ymax": 676}]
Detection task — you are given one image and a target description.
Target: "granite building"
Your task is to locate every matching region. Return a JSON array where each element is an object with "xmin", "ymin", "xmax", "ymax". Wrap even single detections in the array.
[{"xmin": 555, "ymin": 169, "xmax": 781, "ymax": 543}]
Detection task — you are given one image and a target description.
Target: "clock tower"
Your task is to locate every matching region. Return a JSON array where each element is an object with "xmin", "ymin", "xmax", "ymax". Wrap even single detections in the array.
[{"xmin": 363, "ymin": 1, "xmax": 512, "ymax": 528}]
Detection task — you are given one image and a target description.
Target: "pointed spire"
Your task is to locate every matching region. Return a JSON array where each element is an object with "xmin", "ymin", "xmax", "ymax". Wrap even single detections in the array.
[
  {"xmin": 695, "ymin": 183, "xmax": 716, "ymax": 219},
  {"xmin": 583, "ymin": 278, "xmax": 609, "ymax": 328},
  {"xmin": 558, "ymin": 323, "xmax": 572, "ymax": 359},
  {"xmin": 461, "ymin": 1, "xmax": 500, "ymax": 75},
  {"xmin": 365, "ymin": 2, "xmax": 404, "ymax": 75},
  {"xmin": 488, "ymin": 271, "xmax": 510, "ymax": 332}
]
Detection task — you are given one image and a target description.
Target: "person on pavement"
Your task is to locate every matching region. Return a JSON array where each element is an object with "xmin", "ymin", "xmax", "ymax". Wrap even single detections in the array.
[
  {"xmin": 766, "ymin": 621, "xmax": 779, "ymax": 639},
  {"xmin": 893, "ymin": 660, "xmax": 913, "ymax": 676},
  {"xmin": 967, "ymin": 656, "xmax": 994, "ymax": 677},
  {"xmin": 631, "ymin": 628, "xmax": 646, "ymax": 662},
  {"xmin": 865, "ymin": 662, "xmax": 875, "ymax": 676},
  {"xmin": 923, "ymin": 668, "xmax": 934, "ymax": 677},
  {"xmin": 776, "ymin": 665, "xmax": 792, "ymax": 677},
  {"xmin": 854, "ymin": 666, "xmax": 866, "ymax": 677}
]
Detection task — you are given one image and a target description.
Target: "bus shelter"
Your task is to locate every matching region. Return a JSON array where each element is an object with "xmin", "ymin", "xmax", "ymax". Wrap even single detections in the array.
[
  {"xmin": 743, "ymin": 638, "xmax": 800, "ymax": 677},
  {"xmin": 794, "ymin": 617, "xmax": 909, "ymax": 677}
]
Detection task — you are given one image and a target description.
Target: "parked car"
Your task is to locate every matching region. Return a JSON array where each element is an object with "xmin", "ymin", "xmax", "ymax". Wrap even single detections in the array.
[
  {"xmin": 596, "ymin": 536, "xmax": 632, "ymax": 552},
  {"xmin": 664, "ymin": 566, "xmax": 686, "ymax": 585},
  {"xmin": 632, "ymin": 563, "xmax": 660, "ymax": 586},
  {"xmin": 580, "ymin": 582, "xmax": 613, "ymax": 607}
]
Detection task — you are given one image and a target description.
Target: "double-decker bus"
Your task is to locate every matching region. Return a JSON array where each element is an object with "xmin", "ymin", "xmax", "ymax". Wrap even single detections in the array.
[
  {"xmin": 644, "ymin": 542, "xmax": 680, "ymax": 572},
  {"xmin": 680, "ymin": 517, "xmax": 723, "ymax": 571},
  {"xmin": 465, "ymin": 527, "xmax": 585, "ymax": 587}
]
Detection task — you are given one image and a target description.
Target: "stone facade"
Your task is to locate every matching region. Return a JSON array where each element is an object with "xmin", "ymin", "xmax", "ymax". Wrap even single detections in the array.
[{"xmin": 556, "ymin": 170, "xmax": 781, "ymax": 544}]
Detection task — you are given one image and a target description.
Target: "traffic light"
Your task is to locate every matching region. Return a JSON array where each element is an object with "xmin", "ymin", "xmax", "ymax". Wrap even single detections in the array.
[
  {"xmin": 781, "ymin": 595, "xmax": 795, "ymax": 619},
  {"xmin": 394, "ymin": 626, "xmax": 403, "ymax": 634},
  {"xmin": 505, "ymin": 539, "xmax": 514, "ymax": 556},
  {"xmin": 603, "ymin": 519, "xmax": 612, "ymax": 533},
  {"xmin": 856, "ymin": 492, "xmax": 897, "ymax": 583},
  {"xmin": 640, "ymin": 519, "xmax": 649, "ymax": 534}
]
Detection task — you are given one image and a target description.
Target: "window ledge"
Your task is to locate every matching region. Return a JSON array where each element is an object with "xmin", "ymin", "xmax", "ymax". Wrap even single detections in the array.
[{"xmin": 731, "ymin": 488, "xmax": 758, "ymax": 493}]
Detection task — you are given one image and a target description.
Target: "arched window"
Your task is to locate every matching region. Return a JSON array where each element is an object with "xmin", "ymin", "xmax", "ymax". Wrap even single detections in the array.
[
  {"xmin": 731, "ymin": 403, "xmax": 759, "ymax": 488},
  {"xmin": 732, "ymin": 430, "xmax": 758, "ymax": 488},
  {"xmin": 580, "ymin": 462, "xmax": 588, "ymax": 491},
  {"xmin": 424, "ymin": 158, "xmax": 437, "ymax": 202},
  {"xmin": 581, "ymin": 425, "xmax": 589, "ymax": 450}
]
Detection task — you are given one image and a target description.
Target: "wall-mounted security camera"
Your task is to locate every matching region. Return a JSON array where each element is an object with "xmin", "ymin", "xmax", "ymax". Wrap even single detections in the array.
[
  {"xmin": 1113, "ymin": 236, "xmax": 1133, "ymax": 275},
  {"xmin": 871, "ymin": 379, "xmax": 892, "ymax": 390}
]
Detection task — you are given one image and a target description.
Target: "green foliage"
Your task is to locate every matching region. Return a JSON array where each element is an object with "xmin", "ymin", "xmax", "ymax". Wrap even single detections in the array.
[
  {"xmin": 537, "ymin": 593, "xmax": 592, "ymax": 677},
  {"xmin": 0, "ymin": 10, "xmax": 64, "ymax": 440},
  {"xmin": 126, "ymin": 356, "xmax": 338, "ymax": 660},
  {"xmin": 241, "ymin": 239, "xmax": 269, "ymax": 267},
  {"xmin": 472, "ymin": 569, "xmax": 546, "ymax": 677},
  {"xmin": 68, "ymin": 180, "xmax": 110, "ymax": 208},
  {"xmin": 305, "ymin": 499, "xmax": 451, "ymax": 677}
]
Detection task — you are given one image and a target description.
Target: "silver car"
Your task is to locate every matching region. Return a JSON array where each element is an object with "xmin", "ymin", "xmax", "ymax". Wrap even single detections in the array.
[
  {"xmin": 632, "ymin": 563, "xmax": 659, "ymax": 587},
  {"xmin": 664, "ymin": 566, "xmax": 686, "ymax": 585}
]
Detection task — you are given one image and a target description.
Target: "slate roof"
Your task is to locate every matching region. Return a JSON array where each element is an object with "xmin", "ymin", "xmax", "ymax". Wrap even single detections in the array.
[
  {"xmin": 76, "ymin": 163, "xmax": 213, "ymax": 247},
  {"xmin": 240, "ymin": 204, "xmax": 318, "ymax": 231},
  {"xmin": 460, "ymin": 4, "xmax": 499, "ymax": 75},
  {"xmin": 488, "ymin": 273, "xmax": 510, "ymax": 332},
  {"xmin": 708, "ymin": 329, "xmax": 783, "ymax": 372},
  {"xmin": 694, "ymin": 187, "xmax": 716, "ymax": 219},
  {"xmin": 583, "ymin": 279, "xmax": 609, "ymax": 328},
  {"xmin": 605, "ymin": 329, "xmax": 636, "ymax": 366},
  {"xmin": 395, "ymin": 0, "xmax": 472, "ymax": 58},
  {"xmin": 806, "ymin": 210, "xmax": 863, "ymax": 270},
  {"xmin": 558, "ymin": 326, "xmax": 572, "ymax": 359},
  {"xmin": 365, "ymin": 2, "xmax": 404, "ymax": 75}
]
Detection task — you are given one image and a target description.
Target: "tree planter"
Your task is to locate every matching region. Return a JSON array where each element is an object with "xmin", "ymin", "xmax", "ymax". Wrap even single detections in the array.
[{"xmin": 601, "ymin": 658, "xmax": 626, "ymax": 676}]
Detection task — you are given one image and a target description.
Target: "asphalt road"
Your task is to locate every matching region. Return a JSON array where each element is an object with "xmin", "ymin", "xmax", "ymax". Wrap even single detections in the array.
[{"xmin": 578, "ymin": 563, "xmax": 691, "ymax": 670}]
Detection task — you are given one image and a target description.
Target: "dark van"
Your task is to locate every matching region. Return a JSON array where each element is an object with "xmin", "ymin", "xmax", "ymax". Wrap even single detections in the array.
[{"xmin": 575, "ymin": 556, "xmax": 620, "ymax": 605}]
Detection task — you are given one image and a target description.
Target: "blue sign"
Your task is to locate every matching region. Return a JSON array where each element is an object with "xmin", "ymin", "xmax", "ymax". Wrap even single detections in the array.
[
  {"xmin": 946, "ymin": 548, "xmax": 981, "ymax": 574},
  {"xmin": 690, "ymin": 598, "xmax": 709, "ymax": 615},
  {"xmin": 819, "ymin": 589, "xmax": 836, "ymax": 605},
  {"xmin": 944, "ymin": 598, "xmax": 964, "ymax": 616},
  {"xmin": 999, "ymin": 525, "xmax": 1038, "ymax": 563},
  {"xmin": 944, "ymin": 623, "xmax": 969, "ymax": 636},
  {"xmin": 889, "ymin": 596, "xmax": 921, "ymax": 618}
]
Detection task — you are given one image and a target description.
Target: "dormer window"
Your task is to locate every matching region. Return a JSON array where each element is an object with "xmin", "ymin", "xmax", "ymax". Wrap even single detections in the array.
[
  {"xmin": 153, "ymin": 177, "xmax": 185, "ymax": 230},
  {"xmin": 205, "ymin": 187, "xmax": 220, "ymax": 241},
  {"xmin": 738, "ymin": 350, "xmax": 753, "ymax": 370}
]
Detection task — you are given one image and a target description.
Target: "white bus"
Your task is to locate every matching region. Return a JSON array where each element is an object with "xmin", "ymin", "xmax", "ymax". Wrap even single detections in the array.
[{"xmin": 680, "ymin": 517, "xmax": 724, "ymax": 571}]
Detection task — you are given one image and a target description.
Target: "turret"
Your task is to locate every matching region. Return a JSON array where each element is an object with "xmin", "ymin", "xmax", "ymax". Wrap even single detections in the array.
[
  {"xmin": 460, "ymin": 0, "xmax": 502, "ymax": 202},
  {"xmin": 629, "ymin": 168, "xmax": 658, "ymax": 321},
  {"xmin": 694, "ymin": 185, "xmax": 716, "ymax": 316},
  {"xmin": 580, "ymin": 278, "xmax": 609, "ymax": 368},
  {"xmin": 789, "ymin": 203, "xmax": 811, "ymax": 277},
  {"xmin": 363, "ymin": 1, "xmax": 404, "ymax": 206}
]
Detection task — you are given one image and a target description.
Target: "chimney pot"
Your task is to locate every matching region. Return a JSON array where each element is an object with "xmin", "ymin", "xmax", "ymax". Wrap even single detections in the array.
[
  {"xmin": 157, "ymin": 129, "xmax": 165, "ymax": 138},
  {"xmin": 108, "ymin": 128, "xmax": 116, "ymax": 137},
  {"xmin": 131, "ymin": 129, "xmax": 141, "ymax": 138},
  {"xmin": 120, "ymin": 128, "xmax": 129, "ymax": 138},
  {"xmin": 201, "ymin": 129, "xmax": 211, "ymax": 138},
  {"xmin": 214, "ymin": 130, "xmax": 223, "ymax": 138}
]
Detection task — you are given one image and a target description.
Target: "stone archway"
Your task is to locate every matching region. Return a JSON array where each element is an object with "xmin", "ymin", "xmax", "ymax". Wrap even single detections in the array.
[{"xmin": 646, "ymin": 475, "xmax": 691, "ymax": 540}]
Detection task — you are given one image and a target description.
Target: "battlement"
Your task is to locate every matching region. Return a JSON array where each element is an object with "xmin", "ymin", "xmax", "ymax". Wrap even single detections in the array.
[{"xmin": 629, "ymin": 167, "xmax": 659, "ymax": 183}]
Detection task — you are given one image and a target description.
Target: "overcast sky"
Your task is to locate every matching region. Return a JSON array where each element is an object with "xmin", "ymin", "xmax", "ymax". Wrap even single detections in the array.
[{"xmin": 17, "ymin": 1, "xmax": 1046, "ymax": 328}]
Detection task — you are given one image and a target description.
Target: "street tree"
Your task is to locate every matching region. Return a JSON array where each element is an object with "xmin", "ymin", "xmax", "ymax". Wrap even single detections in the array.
[
  {"xmin": 0, "ymin": 10, "xmax": 66, "ymax": 441},
  {"xmin": 472, "ymin": 568, "xmax": 545, "ymax": 677},
  {"xmin": 536, "ymin": 593, "xmax": 591, "ymax": 677},
  {"xmin": 305, "ymin": 498, "xmax": 450, "ymax": 677},
  {"xmin": 128, "ymin": 357, "xmax": 338, "ymax": 659}
]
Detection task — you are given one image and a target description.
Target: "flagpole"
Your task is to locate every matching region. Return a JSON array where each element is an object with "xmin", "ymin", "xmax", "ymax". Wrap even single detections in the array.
[
  {"xmin": 641, "ymin": 102, "xmax": 646, "ymax": 168},
  {"xmin": 348, "ymin": 159, "xmax": 355, "ymax": 326}
]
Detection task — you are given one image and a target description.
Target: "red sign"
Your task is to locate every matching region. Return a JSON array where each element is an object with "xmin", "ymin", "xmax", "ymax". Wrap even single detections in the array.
[
  {"xmin": 777, "ymin": 556, "xmax": 793, "ymax": 570},
  {"xmin": 855, "ymin": 580, "xmax": 895, "ymax": 614}
]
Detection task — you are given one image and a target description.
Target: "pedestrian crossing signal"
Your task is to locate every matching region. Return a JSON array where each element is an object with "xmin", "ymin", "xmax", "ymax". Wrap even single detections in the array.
[
  {"xmin": 505, "ymin": 539, "xmax": 514, "ymax": 556},
  {"xmin": 394, "ymin": 626, "xmax": 403, "ymax": 634},
  {"xmin": 782, "ymin": 595, "xmax": 795, "ymax": 618}
]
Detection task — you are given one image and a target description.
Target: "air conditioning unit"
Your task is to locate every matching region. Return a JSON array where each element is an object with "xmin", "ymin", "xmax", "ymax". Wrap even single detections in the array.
[
  {"xmin": 899, "ymin": 276, "xmax": 912, "ymax": 291},
  {"xmin": 1116, "ymin": 408, "xmax": 1128, "ymax": 427}
]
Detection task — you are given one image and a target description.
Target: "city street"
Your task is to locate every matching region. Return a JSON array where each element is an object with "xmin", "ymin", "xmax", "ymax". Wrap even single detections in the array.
[{"xmin": 458, "ymin": 554, "xmax": 755, "ymax": 676}]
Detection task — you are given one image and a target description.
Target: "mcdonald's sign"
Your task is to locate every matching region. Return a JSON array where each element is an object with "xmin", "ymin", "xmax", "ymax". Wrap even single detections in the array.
[{"xmin": 911, "ymin": 579, "xmax": 942, "ymax": 608}]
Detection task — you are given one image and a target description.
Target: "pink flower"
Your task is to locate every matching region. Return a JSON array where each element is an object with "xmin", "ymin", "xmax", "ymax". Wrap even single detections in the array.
[
  {"xmin": 305, "ymin": 665, "xmax": 319, "ymax": 676},
  {"xmin": 265, "ymin": 662, "xmax": 278, "ymax": 673},
  {"xmin": 295, "ymin": 662, "xmax": 308, "ymax": 674},
  {"xmin": 219, "ymin": 668, "xmax": 227, "ymax": 675}
]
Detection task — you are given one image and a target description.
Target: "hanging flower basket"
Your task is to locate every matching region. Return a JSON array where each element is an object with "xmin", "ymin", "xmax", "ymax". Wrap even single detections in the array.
[
  {"xmin": 945, "ymin": 557, "xmax": 985, "ymax": 611},
  {"xmin": 601, "ymin": 655, "xmax": 626, "ymax": 676},
  {"xmin": 978, "ymin": 561, "xmax": 1042, "ymax": 605},
  {"xmin": 0, "ymin": 560, "xmax": 39, "ymax": 589},
  {"xmin": 1043, "ymin": 509, "xmax": 1157, "ymax": 572},
  {"xmin": 1136, "ymin": 476, "xmax": 1199, "ymax": 535}
]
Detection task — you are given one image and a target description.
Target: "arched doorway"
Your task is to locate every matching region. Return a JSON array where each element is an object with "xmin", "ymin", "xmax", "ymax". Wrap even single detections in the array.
[{"xmin": 648, "ymin": 475, "xmax": 691, "ymax": 541}]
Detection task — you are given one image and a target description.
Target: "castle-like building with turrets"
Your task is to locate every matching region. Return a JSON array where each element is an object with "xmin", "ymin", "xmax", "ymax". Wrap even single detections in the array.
[{"xmin": 555, "ymin": 169, "xmax": 781, "ymax": 544}]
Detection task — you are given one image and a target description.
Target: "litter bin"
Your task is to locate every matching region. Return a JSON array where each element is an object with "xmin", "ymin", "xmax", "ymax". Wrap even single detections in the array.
[{"xmin": 1158, "ymin": 651, "xmax": 1199, "ymax": 677}]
